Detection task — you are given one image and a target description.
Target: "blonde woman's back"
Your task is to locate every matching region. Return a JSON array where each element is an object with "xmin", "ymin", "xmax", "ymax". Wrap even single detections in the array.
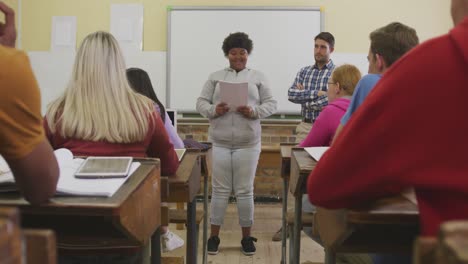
[
  {"xmin": 46, "ymin": 31, "xmax": 154, "ymax": 144},
  {"xmin": 44, "ymin": 31, "xmax": 180, "ymax": 176}
]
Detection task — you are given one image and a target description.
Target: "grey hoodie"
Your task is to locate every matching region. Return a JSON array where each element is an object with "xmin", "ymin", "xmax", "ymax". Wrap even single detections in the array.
[{"xmin": 196, "ymin": 68, "xmax": 277, "ymax": 148}]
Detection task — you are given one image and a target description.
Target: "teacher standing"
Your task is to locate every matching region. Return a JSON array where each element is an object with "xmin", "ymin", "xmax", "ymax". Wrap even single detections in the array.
[{"xmin": 196, "ymin": 32, "xmax": 277, "ymax": 256}]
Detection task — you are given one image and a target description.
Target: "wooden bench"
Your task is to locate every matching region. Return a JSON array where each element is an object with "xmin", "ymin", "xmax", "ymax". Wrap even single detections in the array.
[{"xmin": 414, "ymin": 220, "xmax": 468, "ymax": 264}]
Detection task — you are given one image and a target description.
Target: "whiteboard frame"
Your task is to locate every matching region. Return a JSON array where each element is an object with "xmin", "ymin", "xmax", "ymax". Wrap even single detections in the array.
[{"xmin": 167, "ymin": 6, "xmax": 323, "ymax": 114}]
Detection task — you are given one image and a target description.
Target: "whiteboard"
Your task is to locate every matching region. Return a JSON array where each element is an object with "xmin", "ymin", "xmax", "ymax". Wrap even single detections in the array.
[{"xmin": 167, "ymin": 7, "xmax": 323, "ymax": 114}]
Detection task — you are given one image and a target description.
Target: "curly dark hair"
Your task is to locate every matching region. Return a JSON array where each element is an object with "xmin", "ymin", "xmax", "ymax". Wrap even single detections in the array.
[{"xmin": 222, "ymin": 32, "xmax": 253, "ymax": 56}]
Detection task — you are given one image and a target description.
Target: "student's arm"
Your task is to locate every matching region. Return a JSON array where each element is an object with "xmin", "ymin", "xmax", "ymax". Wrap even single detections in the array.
[
  {"xmin": 288, "ymin": 67, "xmax": 312, "ymax": 104},
  {"xmin": 0, "ymin": 2, "xmax": 16, "ymax": 48},
  {"xmin": 331, "ymin": 123, "xmax": 344, "ymax": 145},
  {"xmin": 147, "ymin": 112, "xmax": 179, "ymax": 175},
  {"xmin": 331, "ymin": 76, "xmax": 378, "ymax": 145},
  {"xmin": 299, "ymin": 107, "xmax": 333, "ymax": 147},
  {"xmin": 163, "ymin": 111, "xmax": 184, "ymax": 149},
  {"xmin": 251, "ymin": 72, "xmax": 277, "ymax": 119},
  {"xmin": 196, "ymin": 76, "xmax": 217, "ymax": 119},
  {"xmin": 5, "ymin": 141, "xmax": 59, "ymax": 205},
  {"xmin": 0, "ymin": 50, "xmax": 59, "ymax": 205},
  {"xmin": 288, "ymin": 68, "xmax": 329, "ymax": 110}
]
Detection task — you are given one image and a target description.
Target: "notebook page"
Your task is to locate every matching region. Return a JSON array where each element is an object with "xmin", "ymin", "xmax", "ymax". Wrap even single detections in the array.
[
  {"xmin": 56, "ymin": 160, "xmax": 140, "ymax": 197},
  {"xmin": 304, "ymin": 147, "xmax": 329, "ymax": 161},
  {"xmin": 219, "ymin": 81, "xmax": 248, "ymax": 109}
]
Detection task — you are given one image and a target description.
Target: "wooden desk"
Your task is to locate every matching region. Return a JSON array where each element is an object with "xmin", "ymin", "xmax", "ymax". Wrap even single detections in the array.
[
  {"xmin": 200, "ymin": 147, "xmax": 211, "ymax": 264},
  {"xmin": 162, "ymin": 149, "xmax": 202, "ymax": 264},
  {"xmin": 279, "ymin": 143, "xmax": 295, "ymax": 264},
  {"xmin": 288, "ymin": 148, "xmax": 420, "ymax": 264},
  {"xmin": 0, "ymin": 160, "xmax": 161, "ymax": 264}
]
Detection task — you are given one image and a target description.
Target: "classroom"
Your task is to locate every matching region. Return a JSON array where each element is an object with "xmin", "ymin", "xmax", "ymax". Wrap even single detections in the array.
[{"xmin": 1, "ymin": 0, "xmax": 467, "ymax": 263}]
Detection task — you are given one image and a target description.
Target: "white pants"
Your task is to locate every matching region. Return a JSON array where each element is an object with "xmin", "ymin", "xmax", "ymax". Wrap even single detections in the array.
[{"xmin": 210, "ymin": 144, "xmax": 261, "ymax": 227}]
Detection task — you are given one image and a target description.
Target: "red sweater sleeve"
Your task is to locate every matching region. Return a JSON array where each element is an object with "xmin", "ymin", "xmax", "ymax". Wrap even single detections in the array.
[{"xmin": 147, "ymin": 112, "xmax": 179, "ymax": 175}]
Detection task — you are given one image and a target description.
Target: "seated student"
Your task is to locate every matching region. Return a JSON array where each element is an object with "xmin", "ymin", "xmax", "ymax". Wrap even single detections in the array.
[
  {"xmin": 44, "ymin": 31, "xmax": 178, "ymax": 263},
  {"xmin": 126, "ymin": 68, "xmax": 184, "ymax": 149},
  {"xmin": 299, "ymin": 64, "xmax": 361, "ymax": 147},
  {"xmin": 298, "ymin": 64, "xmax": 371, "ymax": 264},
  {"xmin": 44, "ymin": 31, "xmax": 178, "ymax": 174},
  {"xmin": 126, "ymin": 67, "xmax": 185, "ymax": 252},
  {"xmin": 308, "ymin": 2, "xmax": 468, "ymax": 264},
  {"xmin": 332, "ymin": 22, "xmax": 419, "ymax": 143},
  {"xmin": 0, "ymin": 1, "xmax": 59, "ymax": 205}
]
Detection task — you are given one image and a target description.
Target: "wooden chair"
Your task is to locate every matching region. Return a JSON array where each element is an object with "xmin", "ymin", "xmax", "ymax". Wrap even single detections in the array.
[
  {"xmin": 414, "ymin": 220, "xmax": 468, "ymax": 264},
  {"xmin": 0, "ymin": 207, "xmax": 56, "ymax": 264}
]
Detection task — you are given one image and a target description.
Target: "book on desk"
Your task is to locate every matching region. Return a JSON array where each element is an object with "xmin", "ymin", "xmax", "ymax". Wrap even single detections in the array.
[{"xmin": 0, "ymin": 149, "xmax": 141, "ymax": 197}]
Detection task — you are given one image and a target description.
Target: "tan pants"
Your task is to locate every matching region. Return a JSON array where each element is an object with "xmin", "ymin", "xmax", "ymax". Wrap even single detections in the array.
[{"xmin": 295, "ymin": 121, "xmax": 313, "ymax": 143}]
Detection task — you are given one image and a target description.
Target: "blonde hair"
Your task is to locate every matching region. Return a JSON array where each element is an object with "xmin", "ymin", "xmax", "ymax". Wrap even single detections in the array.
[
  {"xmin": 331, "ymin": 64, "xmax": 362, "ymax": 96},
  {"xmin": 46, "ymin": 31, "xmax": 154, "ymax": 143}
]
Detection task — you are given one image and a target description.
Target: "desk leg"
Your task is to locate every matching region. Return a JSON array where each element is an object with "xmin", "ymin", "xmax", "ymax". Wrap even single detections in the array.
[
  {"xmin": 281, "ymin": 177, "xmax": 289, "ymax": 264},
  {"xmin": 325, "ymin": 249, "xmax": 336, "ymax": 264},
  {"xmin": 202, "ymin": 173, "xmax": 208, "ymax": 264},
  {"xmin": 151, "ymin": 226, "xmax": 161, "ymax": 264},
  {"xmin": 187, "ymin": 199, "xmax": 197, "ymax": 264},
  {"xmin": 293, "ymin": 194, "xmax": 302, "ymax": 264}
]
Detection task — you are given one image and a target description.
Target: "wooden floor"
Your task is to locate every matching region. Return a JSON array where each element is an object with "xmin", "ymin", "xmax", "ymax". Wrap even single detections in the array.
[{"xmin": 162, "ymin": 202, "xmax": 325, "ymax": 264}]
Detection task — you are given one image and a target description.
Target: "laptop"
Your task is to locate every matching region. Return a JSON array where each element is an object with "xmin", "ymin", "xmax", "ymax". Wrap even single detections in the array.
[{"xmin": 166, "ymin": 109, "xmax": 177, "ymax": 130}]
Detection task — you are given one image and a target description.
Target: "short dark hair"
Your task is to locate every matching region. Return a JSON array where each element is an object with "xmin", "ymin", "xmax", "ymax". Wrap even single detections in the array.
[
  {"xmin": 222, "ymin": 32, "xmax": 253, "ymax": 56},
  {"xmin": 315, "ymin": 32, "xmax": 335, "ymax": 48},
  {"xmin": 370, "ymin": 22, "xmax": 419, "ymax": 67},
  {"xmin": 126, "ymin": 68, "xmax": 166, "ymax": 123}
]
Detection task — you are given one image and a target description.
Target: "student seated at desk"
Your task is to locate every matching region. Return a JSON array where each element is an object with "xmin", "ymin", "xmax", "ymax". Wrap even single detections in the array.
[
  {"xmin": 44, "ymin": 31, "xmax": 178, "ymax": 175},
  {"xmin": 0, "ymin": 1, "xmax": 59, "ymax": 205},
  {"xmin": 298, "ymin": 64, "xmax": 361, "ymax": 147},
  {"xmin": 126, "ymin": 68, "xmax": 184, "ymax": 149},
  {"xmin": 308, "ymin": 2, "xmax": 468, "ymax": 264},
  {"xmin": 298, "ymin": 63, "xmax": 360, "ymax": 233},
  {"xmin": 44, "ymin": 31, "xmax": 178, "ymax": 263},
  {"xmin": 126, "ymin": 67, "xmax": 185, "ymax": 253}
]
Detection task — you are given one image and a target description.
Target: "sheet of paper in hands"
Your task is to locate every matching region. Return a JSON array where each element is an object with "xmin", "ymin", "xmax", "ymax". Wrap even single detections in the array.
[{"xmin": 219, "ymin": 81, "xmax": 248, "ymax": 110}]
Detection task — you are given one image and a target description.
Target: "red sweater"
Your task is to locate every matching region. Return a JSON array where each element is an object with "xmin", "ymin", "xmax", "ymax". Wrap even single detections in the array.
[
  {"xmin": 308, "ymin": 18, "xmax": 468, "ymax": 236},
  {"xmin": 44, "ymin": 111, "xmax": 179, "ymax": 175}
]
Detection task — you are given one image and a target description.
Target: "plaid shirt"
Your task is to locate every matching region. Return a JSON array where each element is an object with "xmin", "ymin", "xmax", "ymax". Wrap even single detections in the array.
[{"xmin": 288, "ymin": 60, "xmax": 335, "ymax": 122}]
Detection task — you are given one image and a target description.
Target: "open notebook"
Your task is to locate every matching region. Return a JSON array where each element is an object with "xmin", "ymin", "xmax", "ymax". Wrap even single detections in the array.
[
  {"xmin": 175, "ymin": 149, "xmax": 186, "ymax": 162},
  {"xmin": 304, "ymin": 147, "xmax": 329, "ymax": 161},
  {"xmin": 0, "ymin": 149, "xmax": 140, "ymax": 197}
]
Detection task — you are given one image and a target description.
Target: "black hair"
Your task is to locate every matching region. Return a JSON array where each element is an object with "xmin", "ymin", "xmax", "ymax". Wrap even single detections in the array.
[
  {"xmin": 222, "ymin": 32, "xmax": 253, "ymax": 56},
  {"xmin": 126, "ymin": 68, "xmax": 166, "ymax": 123},
  {"xmin": 314, "ymin": 32, "xmax": 335, "ymax": 49}
]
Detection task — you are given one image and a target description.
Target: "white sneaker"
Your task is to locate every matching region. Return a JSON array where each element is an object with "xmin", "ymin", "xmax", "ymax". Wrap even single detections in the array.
[{"xmin": 161, "ymin": 230, "xmax": 185, "ymax": 252}]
